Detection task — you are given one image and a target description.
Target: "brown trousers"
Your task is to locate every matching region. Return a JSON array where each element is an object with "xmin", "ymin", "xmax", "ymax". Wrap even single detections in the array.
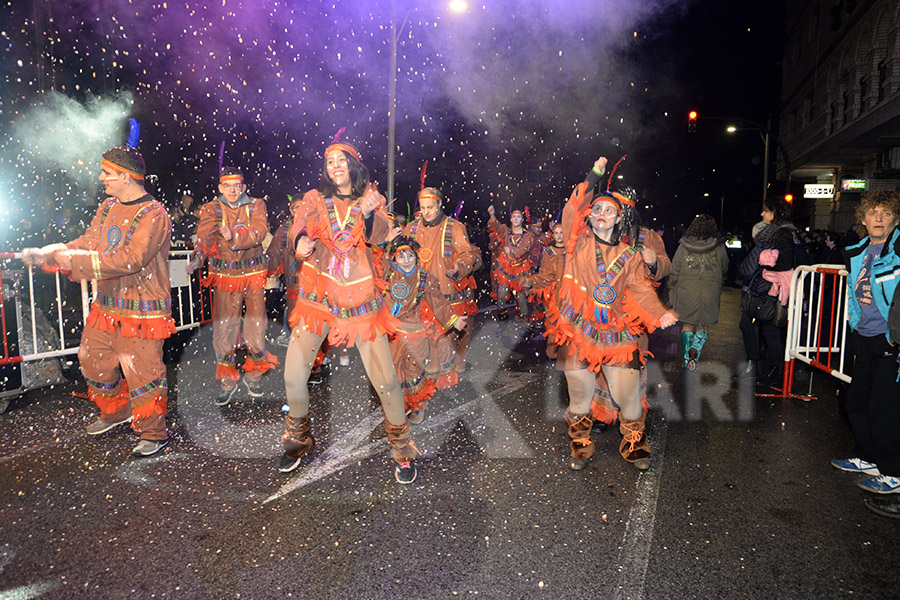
[
  {"xmin": 78, "ymin": 325, "xmax": 167, "ymax": 440},
  {"xmin": 213, "ymin": 286, "xmax": 267, "ymax": 386}
]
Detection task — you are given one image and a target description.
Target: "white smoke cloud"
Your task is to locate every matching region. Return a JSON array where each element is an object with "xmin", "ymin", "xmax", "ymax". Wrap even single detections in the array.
[{"xmin": 9, "ymin": 90, "xmax": 134, "ymax": 200}]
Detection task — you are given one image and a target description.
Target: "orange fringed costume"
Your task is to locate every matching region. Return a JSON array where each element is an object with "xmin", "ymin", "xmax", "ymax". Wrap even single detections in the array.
[
  {"xmin": 65, "ymin": 194, "xmax": 175, "ymax": 440},
  {"xmin": 546, "ymin": 182, "xmax": 671, "ymax": 375},
  {"xmin": 527, "ymin": 242, "xmax": 565, "ymax": 357},
  {"xmin": 192, "ymin": 194, "xmax": 277, "ymax": 387},
  {"xmin": 288, "ymin": 186, "xmax": 398, "ymax": 347},
  {"xmin": 384, "ymin": 263, "xmax": 461, "ymax": 412},
  {"xmin": 488, "ymin": 219, "xmax": 535, "ymax": 293},
  {"xmin": 404, "ymin": 213, "xmax": 482, "ymax": 377},
  {"xmin": 589, "ymin": 226, "xmax": 672, "ymax": 423}
]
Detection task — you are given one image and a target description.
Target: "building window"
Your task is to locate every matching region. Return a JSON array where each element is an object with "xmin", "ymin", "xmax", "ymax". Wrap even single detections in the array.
[
  {"xmin": 878, "ymin": 59, "xmax": 888, "ymax": 102},
  {"xmin": 829, "ymin": 101, "xmax": 836, "ymax": 134},
  {"xmin": 843, "ymin": 91, "xmax": 850, "ymax": 125},
  {"xmin": 859, "ymin": 77, "xmax": 868, "ymax": 114}
]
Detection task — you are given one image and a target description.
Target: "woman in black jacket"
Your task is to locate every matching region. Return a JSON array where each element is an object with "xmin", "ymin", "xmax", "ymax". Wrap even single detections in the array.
[{"xmin": 738, "ymin": 197, "xmax": 795, "ymax": 387}]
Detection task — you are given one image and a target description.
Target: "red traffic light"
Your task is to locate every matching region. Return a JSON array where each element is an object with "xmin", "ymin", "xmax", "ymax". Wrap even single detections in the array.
[
  {"xmin": 785, "ymin": 194, "xmax": 794, "ymax": 203},
  {"xmin": 688, "ymin": 111, "xmax": 698, "ymax": 120},
  {"xmin": 687, "ymin": 110, "xmax": 698, "ymax": 133}
]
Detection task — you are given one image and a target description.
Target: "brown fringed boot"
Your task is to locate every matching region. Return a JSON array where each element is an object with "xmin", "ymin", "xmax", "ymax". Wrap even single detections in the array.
[
  {"xmin": 279, "ymin": 414, "xmax": 315, "ymax": 473},
  {"xmin": 384, "ymin": 419, "xmax": 419, "ymax": 484},
  {"xmin": 566, "ymin": 410, "xmax": 595, "ymax": 471},
  {"xmin": 619, "ymin": 412, "xmax": 651, "ymax": 470}
]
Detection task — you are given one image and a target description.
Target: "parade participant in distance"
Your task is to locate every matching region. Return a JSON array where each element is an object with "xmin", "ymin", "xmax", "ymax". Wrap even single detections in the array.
[
  {"xmin": 383, "ymin": 234, "xmax": 467, "ymax": 423},
  {"xmin": 668, "ymin": 214, "xmax": 729, "ymax": 370},
  {"xmin": 403, "ymin": 185, "xmax": 482, "ymax": 383},
  {"xmin": 548, "ymin": 156, "xmax": 677, "ymax": 472},
  {"xmin": 523, "ymin": 222, "xmax": 566, "ymax": 356},
  {"xmin": 833, "ymin": 191, "xmax": 900, "ymax": 511},
  {"xmin": 281, "ymin": 136, "xmax": 419, "ymax": 484},
  {"xmin": 22, "ymin": 146, "xmax": 175, "ymax": 457},
  {"xmin": 488, "ymin": 205, "xmax": 535, "ymax": 320},
  {"xmin": 188, "ymin": 167, "xmax": 277, "ymax": 406}
]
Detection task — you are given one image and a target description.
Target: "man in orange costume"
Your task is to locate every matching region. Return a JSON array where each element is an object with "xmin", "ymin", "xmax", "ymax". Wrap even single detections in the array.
[
  {"xmin": 403, "ymin": 187, "xmax": 482, "ymax": 386},
  {"xmin": 23, "ymin": 146, "xmax": 175, "ymax": 457},
  {"xmin": 188, "ymin": 167, "xmax": 277, "ymax": 406}
]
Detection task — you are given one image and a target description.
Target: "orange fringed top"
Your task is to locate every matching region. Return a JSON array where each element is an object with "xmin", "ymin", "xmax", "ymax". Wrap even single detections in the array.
[
  {"xmin": 546, "ymin": 182, "xmax": 672, "ymax": 372},
  {"xmin": 404, "ymin": 214, "xmax": 482, "ymax": 317},
  {"xmin": 65, "ymin": 195, "xmax": 176, "ymax": 339},
  {"xmin": 193, "ymin": 195, "xmax": 270, "ymax": 292},
  {"xmin": 287, "ymin": 187, "xmax": 398, "ymax": 347}
]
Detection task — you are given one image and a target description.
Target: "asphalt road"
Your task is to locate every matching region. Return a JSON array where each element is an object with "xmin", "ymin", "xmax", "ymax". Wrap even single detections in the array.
[{"xmin": 1, "ymin": 288, "xmax": 898, "ymax": 599}]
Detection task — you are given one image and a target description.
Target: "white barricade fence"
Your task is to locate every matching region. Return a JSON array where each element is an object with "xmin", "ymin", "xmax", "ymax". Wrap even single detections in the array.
[
  {"xmin": 0, "ymin": 250, "xmax": 212, "ymax": 401},
  {"xmin": 780, "ymin": 264, "xmax": 851, "ymax": 399}
]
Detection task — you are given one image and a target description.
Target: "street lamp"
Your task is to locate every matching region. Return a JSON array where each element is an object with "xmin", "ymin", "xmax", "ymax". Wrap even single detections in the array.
[
  {"xmin": 725, "ymin": 119, "xmax": 792, "ymax": 202},
  {"xmin": 387, "ymin": 1, "xmax": 467, "ymax": 206}
]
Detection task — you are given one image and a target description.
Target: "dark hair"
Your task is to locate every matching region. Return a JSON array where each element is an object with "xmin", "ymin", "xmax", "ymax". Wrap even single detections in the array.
[
  {"xmin": 102, "ymin": 145, "xmax": 146, "ymax": 177},
  {"xmin": 685, "ymin": 214, "xmax": 720, "ymax": 240},
  {"xmin": 762, "ymin": 196, "xmax": 792, "ymax": 225},
  {"xmin": 389, "ymin": 235, "xmax": 420, "ymax": 257},
  {"xmin": 319, "ymin": 149, "xmax": 370, "ymax": 198},
  {"xmin": 610, "ymin": 186, "xmax": 641, "ymax": 246},
  {"xmin": 220, "ymin": 166, "xmax": 244, "ymax": 179}
]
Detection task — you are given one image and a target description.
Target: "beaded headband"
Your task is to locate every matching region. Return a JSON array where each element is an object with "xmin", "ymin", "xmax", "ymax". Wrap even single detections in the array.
[{"xmin": 101, "ymin": 158, "xmax": 144, "ymax": 181}]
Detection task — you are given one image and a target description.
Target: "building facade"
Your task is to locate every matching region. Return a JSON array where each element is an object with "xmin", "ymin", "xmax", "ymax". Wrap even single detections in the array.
[{"xmin": 780, "ymin": 0, "xmax": 900, "ymax": 233}]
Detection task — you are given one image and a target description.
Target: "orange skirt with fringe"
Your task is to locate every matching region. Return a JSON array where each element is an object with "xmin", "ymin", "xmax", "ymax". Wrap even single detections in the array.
[
  {"xmin": 203, "ymin": 271, "xmax": 267, "ymax": 293},
  {"xmin": 86, "ymin": 307, "xmax": 176, "ymax": 340}
]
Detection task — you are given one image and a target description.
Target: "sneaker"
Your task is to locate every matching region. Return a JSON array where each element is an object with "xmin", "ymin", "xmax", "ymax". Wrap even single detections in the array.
[
  {"xmin": 857, "ymin": 475, "xmax": 900, "ymax": 494},
  {"xmin": 865, "ymin": 496, "xmax": 900, "ymax": 520},
  {"xmin": 278, "ymin": 453, "xmax": 305, "ymax": 473},
  {"xmin": 409, "ymin": 408, "xmax": 425, "ymax": 425},
  {"xmin": 687, "ymin": 348, "xmax": 698, "ymax": 371},
  {"xmin": 86, "ymin": 415, "xmax": 133, "ymax": 436},
  {"xmin": 831, "ymin": 457, "xmax": 881, "ymax": 476},
  {"xmin": 245, "ymin": 378, "xmax": 264, "ymax": 398},
  {"xmin": 308, "ymin": 369, "xmax": 325, "ymax": 386},
  {"xmin": 131, "ymin": 439, "xmax": 168, "ymax": 457},
  {"xmin": 394, "ymin": 461, "xmax": 417, "ymax": 484},
  {"xmin": 214, "ymin": 385, "xmax": 239, "ymax": 407},
  {"xmin": 634, "ymin": 457, "xmax": 652, "ymax": 471}
]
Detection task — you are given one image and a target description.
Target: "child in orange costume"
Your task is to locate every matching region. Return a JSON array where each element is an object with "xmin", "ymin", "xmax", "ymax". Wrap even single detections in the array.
[
  {"xmin": 547, "ymin": 156, "xmax": 677, "ymax": 471},
  {"xmin": 383, "ymin": 235, "xmax": 467, "ymax": 423}
]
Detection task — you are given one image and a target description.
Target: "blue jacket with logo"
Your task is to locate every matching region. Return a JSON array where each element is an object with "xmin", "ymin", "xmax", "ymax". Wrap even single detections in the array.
[{"xmin": 844, "ymin": 227, "xmax": 900, "ymax": 342}]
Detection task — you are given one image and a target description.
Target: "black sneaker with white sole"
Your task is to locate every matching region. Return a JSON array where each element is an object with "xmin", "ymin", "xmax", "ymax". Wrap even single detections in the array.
[
  {"xmin": 214, "ymin": 385, "xmax": 239, "ymax": 407},
  {"xmin": 245, "ymin": 378, "xmax": 264, "ymax": 398},
  {"xmin": 394, "ymin": 460, "xmax": 417, "ymax": 484},
  {"xmin": 278, "ymin": 453, "xmax": 307, "ymax": 473},
  {"xmin": 131, "ymin": 439, "xmax": 168, "ymax": 457}
]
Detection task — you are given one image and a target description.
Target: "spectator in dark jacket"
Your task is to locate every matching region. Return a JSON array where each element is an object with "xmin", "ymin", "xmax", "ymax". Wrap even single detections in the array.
[{"xmin": 738, "ymin": 197, "xmax": 795, "ymax": 387}]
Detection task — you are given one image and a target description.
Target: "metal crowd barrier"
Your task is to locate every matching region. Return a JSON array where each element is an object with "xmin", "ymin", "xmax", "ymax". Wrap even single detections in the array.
[
  {"xmin": 778, "ymin": 264, "xmax": 851, "ymax": 400},
  {"xmin": 0, "ymin": 250, "xmax": 212, "ymax": 404}
]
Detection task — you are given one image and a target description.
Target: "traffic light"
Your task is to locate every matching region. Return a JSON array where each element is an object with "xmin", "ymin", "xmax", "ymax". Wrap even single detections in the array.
[
  {"xmin": 785, "ymin": 194, "xmax": 793, "ymax": 203},
  {"xmin": 688, "ymin": 110, "xmax": 698, "ymax": 133}
]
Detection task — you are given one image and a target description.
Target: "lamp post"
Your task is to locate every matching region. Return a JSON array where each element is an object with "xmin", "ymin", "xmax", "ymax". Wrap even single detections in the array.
[
  {"xmin": 387, "ymin": 0, "xmax": 467, "ymax": 205},
  {"xmin": 725, "ymin": 118, "xmax": 791, "ymax": 202}
]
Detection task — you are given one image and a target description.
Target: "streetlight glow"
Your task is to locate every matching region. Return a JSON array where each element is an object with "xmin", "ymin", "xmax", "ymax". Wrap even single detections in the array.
[
  {"xmin": 448, "ymin": 0, "xmax": 468, "ymax": 13},
  {"xmin": 726, "ymin": 126, "xmax": 737, "ymax": 133}
]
